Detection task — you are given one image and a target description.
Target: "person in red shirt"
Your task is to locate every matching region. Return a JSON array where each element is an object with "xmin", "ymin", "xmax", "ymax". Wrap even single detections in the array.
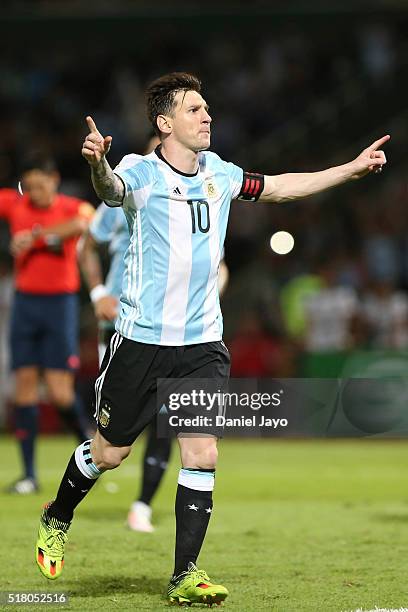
[{"xmin": 0, "ymin": 153, "xmax": 94, "ymax": 493}]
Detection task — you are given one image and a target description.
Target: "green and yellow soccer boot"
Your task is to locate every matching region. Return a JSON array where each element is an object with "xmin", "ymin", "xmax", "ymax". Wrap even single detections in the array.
[
  {"xmin": 35, "ymin": 502, "xmax": 70, "ymax": 580},
  {"xmin": 168, "ymin": 562, "xmax": 228, "ymax": 606}
]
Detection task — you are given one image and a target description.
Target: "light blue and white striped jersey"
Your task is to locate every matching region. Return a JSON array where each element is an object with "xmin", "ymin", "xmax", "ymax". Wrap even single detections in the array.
[
  {"xmin": 109, "ymin": 148, "xmax": 243, "ymax": 346},
  {"xmin": 89, "ymin": 204, "xmax": 129, "ymax": 299}
]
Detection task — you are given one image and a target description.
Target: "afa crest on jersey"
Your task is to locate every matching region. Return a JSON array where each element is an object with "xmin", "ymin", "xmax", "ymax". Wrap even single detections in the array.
[{"xmin": 205, "ymin": 181, "xmax": 218, "ymax": 199}]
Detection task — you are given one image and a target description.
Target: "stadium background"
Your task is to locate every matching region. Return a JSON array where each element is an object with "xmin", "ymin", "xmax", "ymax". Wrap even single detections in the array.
[{"xmin": 1, "ymin": 3, "xmax": 408, "ymax": 610}]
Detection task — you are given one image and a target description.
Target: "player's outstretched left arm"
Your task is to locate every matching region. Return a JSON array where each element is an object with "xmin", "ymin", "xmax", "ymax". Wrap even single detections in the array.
[{"xmin": 259, "ymin": 135, "xmax": 390, "ymax": 203}]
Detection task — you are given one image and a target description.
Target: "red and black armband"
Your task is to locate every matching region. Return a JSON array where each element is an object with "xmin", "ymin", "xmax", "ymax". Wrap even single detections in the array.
[{"xmin": 237, "ymin": 172, "xmax": 264, "ymax": 202}]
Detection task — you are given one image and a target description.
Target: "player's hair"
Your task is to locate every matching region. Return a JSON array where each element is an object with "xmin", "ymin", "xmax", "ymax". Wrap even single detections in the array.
[
  {"xmin": 146, "ymin": 72, "xmax": 202, "ymax": 137},
  {"xmin": 19, "ymin": 151, "xmax": 58, "ymax": 176}
]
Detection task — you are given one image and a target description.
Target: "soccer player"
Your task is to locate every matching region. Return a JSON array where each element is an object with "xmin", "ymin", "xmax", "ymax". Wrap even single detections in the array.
[
  {"xmin": 0, "ymin": 153, "xmax": 94, "ymax": 493},
  {"xmin": 35, "ymin": 73, "xmax": 388, "ymax": 605},
  {"xmin": 79, "ymin": 172, "xmax": 228, "ymax": 533}
]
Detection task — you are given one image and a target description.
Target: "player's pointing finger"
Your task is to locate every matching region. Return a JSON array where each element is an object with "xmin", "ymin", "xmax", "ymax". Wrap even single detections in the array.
[
  {"xmin": 86, "ymin": 116, "xmax": 100, "ymax": 135},
  {"xmin": 368, "ymin": 134, "xmax": 391, "ymax": 151}
]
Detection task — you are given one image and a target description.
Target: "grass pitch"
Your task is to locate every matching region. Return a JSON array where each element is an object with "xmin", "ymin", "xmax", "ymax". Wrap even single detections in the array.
[{"xmin": 0, "ymin": 435, "xmax": 407, "ymax": 611}]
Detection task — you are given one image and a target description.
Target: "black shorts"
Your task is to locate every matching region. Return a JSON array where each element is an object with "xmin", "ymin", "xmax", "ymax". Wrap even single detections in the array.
[{"xmin": 94, "ymin": 333, "xmax": 230, "ymax": 446}]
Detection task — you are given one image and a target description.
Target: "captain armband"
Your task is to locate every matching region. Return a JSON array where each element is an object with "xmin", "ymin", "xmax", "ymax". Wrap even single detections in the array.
[{"xmin": 236, "ymin": 172, "xmax": 265, "ymax": 202}]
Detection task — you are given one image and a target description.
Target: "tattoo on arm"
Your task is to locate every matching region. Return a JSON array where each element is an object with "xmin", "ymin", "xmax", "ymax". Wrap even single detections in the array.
[{"xmin": 90, "ymin": 158, "xmax": 124, "ymax": 203}]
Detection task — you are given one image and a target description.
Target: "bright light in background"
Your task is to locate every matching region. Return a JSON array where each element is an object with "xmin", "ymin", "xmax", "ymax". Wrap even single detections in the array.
[
  {"xmin": 270, "ymin": 231, "xmax": 295, "ymax": 255},
  {"xmin": 17, "ymin": 181, "xmax": 23, "ymax": 195}
]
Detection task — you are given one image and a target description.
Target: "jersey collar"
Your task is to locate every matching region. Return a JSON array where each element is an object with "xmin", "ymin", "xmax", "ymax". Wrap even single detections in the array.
[{"xmin": 154, "ymin": 145, "xmax": 199, "ymax": 177}]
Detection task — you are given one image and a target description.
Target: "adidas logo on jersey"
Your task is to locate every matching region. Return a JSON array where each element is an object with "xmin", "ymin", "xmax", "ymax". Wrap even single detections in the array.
[{"xmin": 172, "ymin": 186, "xmax": 182, "ymax": 196}]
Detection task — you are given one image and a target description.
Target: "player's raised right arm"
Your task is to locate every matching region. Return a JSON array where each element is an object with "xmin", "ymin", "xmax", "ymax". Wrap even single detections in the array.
[{"xmin": 81, "ymin": 116, "xmax": 124, "ymax": 204}]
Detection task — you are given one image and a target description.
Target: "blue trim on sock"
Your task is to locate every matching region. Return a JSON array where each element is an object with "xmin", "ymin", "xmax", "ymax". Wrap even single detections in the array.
[{"xmin": 180, "ymin": 469, "xmax": 214, "ymax": 478}]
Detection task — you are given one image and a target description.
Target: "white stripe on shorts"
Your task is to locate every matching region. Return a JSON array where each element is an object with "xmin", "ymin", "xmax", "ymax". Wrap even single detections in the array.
[{"xmin": 93, "ymin": 332, "xmax": 123, "ymax": 421}]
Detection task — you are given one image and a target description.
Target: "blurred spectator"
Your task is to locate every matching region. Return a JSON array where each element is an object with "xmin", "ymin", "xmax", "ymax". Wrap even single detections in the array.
[
  {"xmin": 361, "ymin": 278, "xmax": 408, "ymax": 349},
  {"xmin": 280, "ymin": 272, "xmax": 322, "ymax": 341},
  {"xmin": 363, "ymin": 233, "xmax": 400, "ymax": 285},
  {"xmin": 359, "ymin": 24, "xmax": 396, "ymax": 84},
  {"xmin": 283, "ymin": 255, "xmax": 361, "ymax": 352},
  {"xmin": 303, "ymin": 257, "xmax": 361, "ymax": 352}
]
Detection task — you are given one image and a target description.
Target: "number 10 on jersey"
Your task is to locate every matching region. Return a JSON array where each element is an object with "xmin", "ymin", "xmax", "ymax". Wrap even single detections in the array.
[{"xmin": 187, "ymin": 200, "xmax": 210, "ymax": 234}]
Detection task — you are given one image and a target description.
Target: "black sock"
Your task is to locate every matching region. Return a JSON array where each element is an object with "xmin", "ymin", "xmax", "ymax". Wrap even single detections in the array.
[
  {"xmin": 14, "ymin": 404, "xmax": 38, "ymax": 480},
  {"xmin": 138, "ymin": 423, "xmax": 171, "ymax": 505},
  {"xmin": 174, "ymin": 472, "xmax": 214, "ymax": 577},
  {"xmin": 47, "ymin": 440, "xmax": 102, "ymax": 523},
  {"xmin": 56, "ymin": 401, "xmax": 87, "ymax": 443}
]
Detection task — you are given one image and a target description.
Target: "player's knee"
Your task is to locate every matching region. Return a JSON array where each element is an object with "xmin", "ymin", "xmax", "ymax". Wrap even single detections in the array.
[
  {"xmin": 97, "ymin": 445, "xmax": 131, "ymax": 470},
  {"xmin": 182, "ymin": 442, "xmax": 218, "ymax": 470},
  {"xmin": 201, "ymin": 444, "xmax": 218, "ymax": 469}
]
